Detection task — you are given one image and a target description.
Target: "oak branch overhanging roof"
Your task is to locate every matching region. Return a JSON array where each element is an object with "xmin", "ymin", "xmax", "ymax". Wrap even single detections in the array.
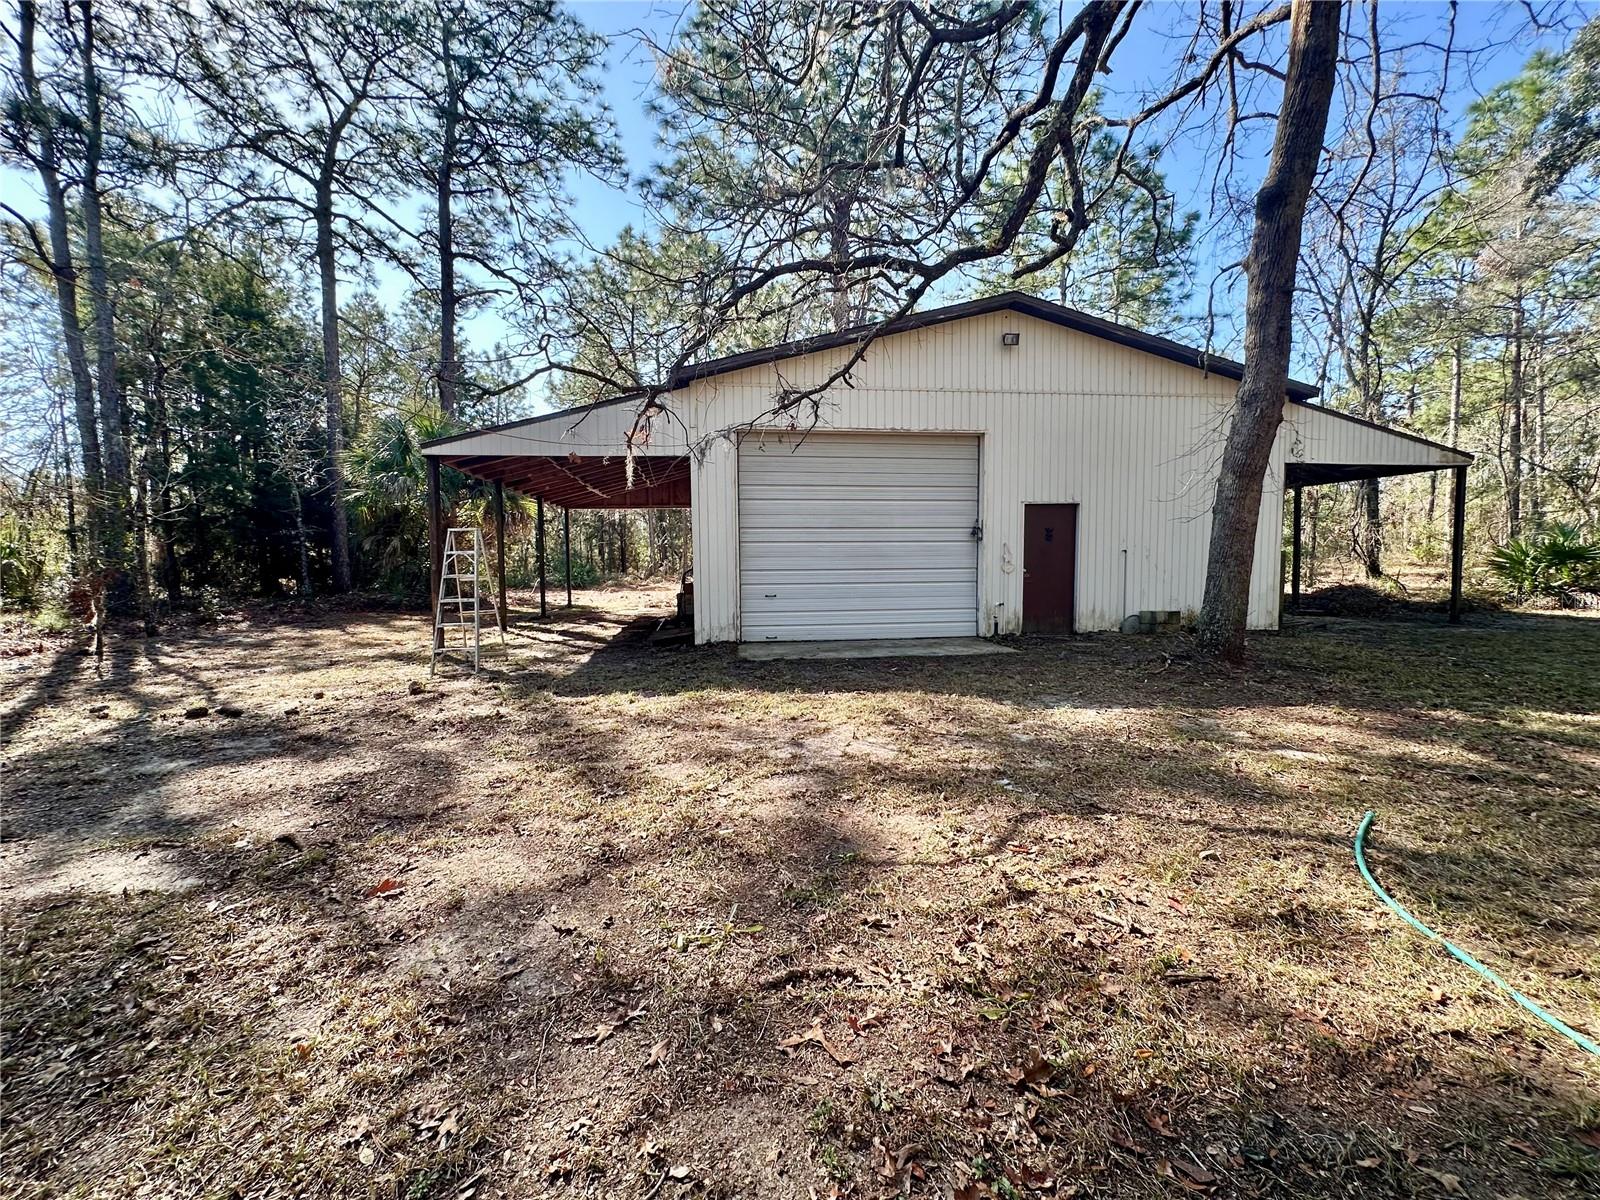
[
  {"xmin": 658, "ymin": 290, "xmax": 1322, "ymax": 397},
  {"xmin": 420, "ymin": 293, "xmax": 1468, "ymax": 504}
]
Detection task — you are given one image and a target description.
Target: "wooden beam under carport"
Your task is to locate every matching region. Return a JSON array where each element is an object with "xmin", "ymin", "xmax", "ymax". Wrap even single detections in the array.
[
  {"xmin": 494, "ymin": 481, "xmax": 508, "ymax": 631},
  {"xmin": 1290, "ymin": 485, "xmax": 1302, "ymax": 611},
  {"xmin": 1450, "ymin": 464, "xmax": 1466, "ymax": 624},
  {"xmin": 428, "ymin": 457, "xmax": 444, "ymax": 649}
]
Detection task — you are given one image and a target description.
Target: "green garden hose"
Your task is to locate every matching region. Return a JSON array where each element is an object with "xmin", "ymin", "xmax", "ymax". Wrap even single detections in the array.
[{"xmin": 1354, "ymin": 810, "xmax": 1598, "ymax": 1058}]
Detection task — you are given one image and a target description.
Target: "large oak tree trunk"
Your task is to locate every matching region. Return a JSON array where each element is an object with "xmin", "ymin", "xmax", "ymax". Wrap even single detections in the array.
[{"xmin": 1197, "ymin": 0, "xmax": 1340, "ymax": 660}]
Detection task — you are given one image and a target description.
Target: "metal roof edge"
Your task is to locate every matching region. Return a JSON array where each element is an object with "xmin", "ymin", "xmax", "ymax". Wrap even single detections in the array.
[
  {"xmin": 419, "ymin": 391, "xmax": 647, "ymax": 453},
  {"xmin": 1287, "ymin": 398, "xmax": 1474, "ymax": 462}
]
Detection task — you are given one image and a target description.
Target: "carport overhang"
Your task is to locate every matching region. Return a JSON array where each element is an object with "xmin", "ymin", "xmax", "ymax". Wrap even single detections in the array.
[
  {"xmin": 419, "ymin": 396, "xmax": 692, "ymax": 637},
  {"xmin": 1283, "ymin": 422, "xmax": 1474, "ymax": 622},
  {"xmin": 428, "ymin": 450, "xmax": 689, "ymax": 509}
]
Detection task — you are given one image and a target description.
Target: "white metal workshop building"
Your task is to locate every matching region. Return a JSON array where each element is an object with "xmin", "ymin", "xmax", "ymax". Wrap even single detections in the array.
[{"xmin": 422, "ymin": 293, "xmax": 1472, "ymax": 645}]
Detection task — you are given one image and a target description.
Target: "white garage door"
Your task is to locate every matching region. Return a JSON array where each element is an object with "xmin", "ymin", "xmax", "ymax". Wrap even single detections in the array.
[{"xmin": 738, "ymin": 433, "xmax": 980, "ymax": 641}]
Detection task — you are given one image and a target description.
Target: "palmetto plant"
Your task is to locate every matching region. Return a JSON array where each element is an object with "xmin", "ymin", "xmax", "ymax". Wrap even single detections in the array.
[
  {"xmin": 1487, "ymin": 522, "xmax": 1600, "ymax": 602},
  {"xmin": 346, "ymin": 409, "xmax": 483, "ymax": 592}
]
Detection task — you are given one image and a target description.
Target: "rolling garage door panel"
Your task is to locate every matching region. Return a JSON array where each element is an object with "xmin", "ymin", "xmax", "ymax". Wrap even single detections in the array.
[{"xmin": 738, "ymin": 434, "xmax": 979, "ymax": 641}]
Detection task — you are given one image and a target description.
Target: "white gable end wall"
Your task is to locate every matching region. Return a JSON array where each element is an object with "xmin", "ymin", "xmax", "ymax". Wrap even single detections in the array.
[
  {"xmin": 681, "ymin": 311, "xmax": 1289, "ymax": 642},
  {"xmin": 1283, "ymin": 400, "xmax": 1469, "ymax": 472}
]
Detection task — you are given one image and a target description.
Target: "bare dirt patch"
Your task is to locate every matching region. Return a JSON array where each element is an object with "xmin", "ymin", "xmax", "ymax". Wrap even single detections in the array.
[{"xmin": 3, "ymin": 587, "xmax": 1597, "ymax": 1199}]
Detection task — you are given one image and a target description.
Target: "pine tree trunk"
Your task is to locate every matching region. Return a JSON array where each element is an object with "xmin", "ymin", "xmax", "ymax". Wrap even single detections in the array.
[
  {"xmin": 828, "ymin": 192, "xmax": 853, "ymax": 330},
  {"xmin": 133, "ymin": 452, "xmax": 155, "ymax": 634},
  {"xmin": 1507, "ymin": 293, "xmax": 1524, "ymax": 539},
  {"xmin": 76, "ymin": 0, "xmax": 132, "ymax": 588},
  {"xmin": 18, "ymin": 1, "xmax": 105, "ymax": 561},
  {"xmin": 1431, "ymin": 339, "xmax": 1463, "ymax": 523},
  {"xmin": 148, "ymin": 368, "xmax": 181, "ymax": 605},
  {"xmin": 1361, "ymin": 479, "xmax": 1382, "ymax": 577},
  {"xmin": 289, "ymin": 478, "xmax": 313, "ymax": 597},
  {"xmin": 1197, "ymin": 0, "xmax": 1340, "ymax": 659},
  {"xmin": 64, "ymin": 449, "xmax": 80, "ymax": 573},
  {"xmin": 1530, "ymin": 323, "xmax": 1545, "ymax": 528},
  {"xmin": 435, "ymin": 16, "xmax": 460, "ymax": 417},
  {"xmin": 315, "ymin": 178, "xmax": 353, "ymax": 590},
  {"xmin": 76, "ymin": 0, "xmax": 129, "ymax": 584}
]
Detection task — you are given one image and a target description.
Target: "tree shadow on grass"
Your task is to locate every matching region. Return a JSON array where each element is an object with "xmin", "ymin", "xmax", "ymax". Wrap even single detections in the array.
[
  {"xmin": 8, "ymin": 781, "xmax": 1593, "ymax": 1200},
  {"xmin": 4, "ymin": 602, "xmax": 1597, "ymax": 1198}
]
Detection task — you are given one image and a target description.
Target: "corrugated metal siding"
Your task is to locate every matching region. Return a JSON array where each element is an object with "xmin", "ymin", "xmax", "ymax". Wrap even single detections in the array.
[
  {"xmin": 427, "ymin": 309, "xmax": 1463, "ymax": 645},
  {"xmin": 738, "ymin": 433, "xmax": 979, "ymax": 640},
  {"xmin": 685, "ymin": 311, "xmax": 1292, "ymax": 641}
]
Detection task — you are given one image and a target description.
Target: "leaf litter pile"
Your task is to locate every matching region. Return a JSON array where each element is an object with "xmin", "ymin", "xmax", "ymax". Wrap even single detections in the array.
[{"xmin": 2, "ymin": 589, "xmax": 1597, "ymax": 1198}]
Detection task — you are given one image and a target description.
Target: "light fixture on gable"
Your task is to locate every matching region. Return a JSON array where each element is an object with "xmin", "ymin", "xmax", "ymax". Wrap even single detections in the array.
[{"xmin": 1001, "ymin": 331, "xmax": 1021, "ymax": 347}]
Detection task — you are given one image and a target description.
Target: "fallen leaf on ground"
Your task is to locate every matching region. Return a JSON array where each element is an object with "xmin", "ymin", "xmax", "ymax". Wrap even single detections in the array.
[
  {"xmin": 646, "ymin": 1038, "xmax": 670, "ymax": 1068},
  {"xmin": 435, "ymin": 1109, "xmax": 459, "ymax": 1144},
  {"xmin": 779, "ymin": 1022, "xmax": 855, "ymax": 1066},
  {"xmin": 846, "ymin": 1007, "xmax": 883, "ymax": 1036},
  {"xmin": 934, "ymin": 1054, "xmax": 976, "ymax": 1084},
  {"xmin": 1173, "ymin": 1158, "xmax": 1216, "ymax": 1185},
  {"xmin": 341, "ymin": 1114, "xmax": 371, "ymax": 1145},
  {"xmin": 1419, "ymin": 1168, "xmax": 1463, "ymax": 1194},
  {"xmin": 1002, "ymin": 1049, "xmax": 1054, "ymax": 1090},
  {"xmin": 364, "ymin": 878, "xmax": 400, "ymax": 899},
  {"xmin": 1109, "ymin": 1130, "xmax": 1143, "ymax": 1156},
  {"xmin": 1155, "ymin": 1157, "xmax": 1213, "ymax": 1193},
  {"xmin": 1143, "ymin": 1110, "xmax": 1179, "ymax": 1139}
]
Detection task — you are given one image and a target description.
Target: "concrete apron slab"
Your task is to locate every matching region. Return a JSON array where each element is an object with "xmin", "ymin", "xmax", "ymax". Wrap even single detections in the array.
[{"xmin": 738, "ymin": 637, "xmax": 1017, "ymax": 662}]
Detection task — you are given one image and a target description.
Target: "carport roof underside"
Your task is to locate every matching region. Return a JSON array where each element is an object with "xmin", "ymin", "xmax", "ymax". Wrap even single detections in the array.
[
  {"xmin": 421, "ymin": 388, "xmax": 692, "ymax": 508},
  {"xmin": 429, "ymin": 445, "xmax": 689, "ymax": 509}
]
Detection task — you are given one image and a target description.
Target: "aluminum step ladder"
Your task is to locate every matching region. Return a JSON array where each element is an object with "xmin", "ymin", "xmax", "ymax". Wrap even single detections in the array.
[{"xmin": 431, "ymin": 526, "xmax": 505, "ymax": 674}]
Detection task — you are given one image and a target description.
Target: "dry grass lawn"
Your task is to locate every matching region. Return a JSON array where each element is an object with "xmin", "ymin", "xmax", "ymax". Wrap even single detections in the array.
[{"xmin": 3, "ymin": 585, "xmax": 1597, "ymax": 1199}]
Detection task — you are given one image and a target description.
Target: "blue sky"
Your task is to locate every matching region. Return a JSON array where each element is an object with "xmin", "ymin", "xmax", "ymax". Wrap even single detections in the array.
[
  {"xmin": 532, "ymin": 0, "xmax": 1576, "ymax": 395},
  {"xmin": 2, "ymin": 2, "xmax": 1581, "ymax": 410},
  {"xmin": 565, "ymin": 0, "xmax": 1571, "ymax": 245}
]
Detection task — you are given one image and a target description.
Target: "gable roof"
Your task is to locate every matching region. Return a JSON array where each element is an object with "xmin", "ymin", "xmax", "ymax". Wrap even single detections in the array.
[{"xmin": 666, "ymin": 291, "xmax": 1322, "ymax": 400}]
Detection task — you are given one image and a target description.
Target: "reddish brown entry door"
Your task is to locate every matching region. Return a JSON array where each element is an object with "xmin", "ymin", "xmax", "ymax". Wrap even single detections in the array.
[{"xmin": 1023, "ymin": 504, "xmax": 1077, "ymax": 634}]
